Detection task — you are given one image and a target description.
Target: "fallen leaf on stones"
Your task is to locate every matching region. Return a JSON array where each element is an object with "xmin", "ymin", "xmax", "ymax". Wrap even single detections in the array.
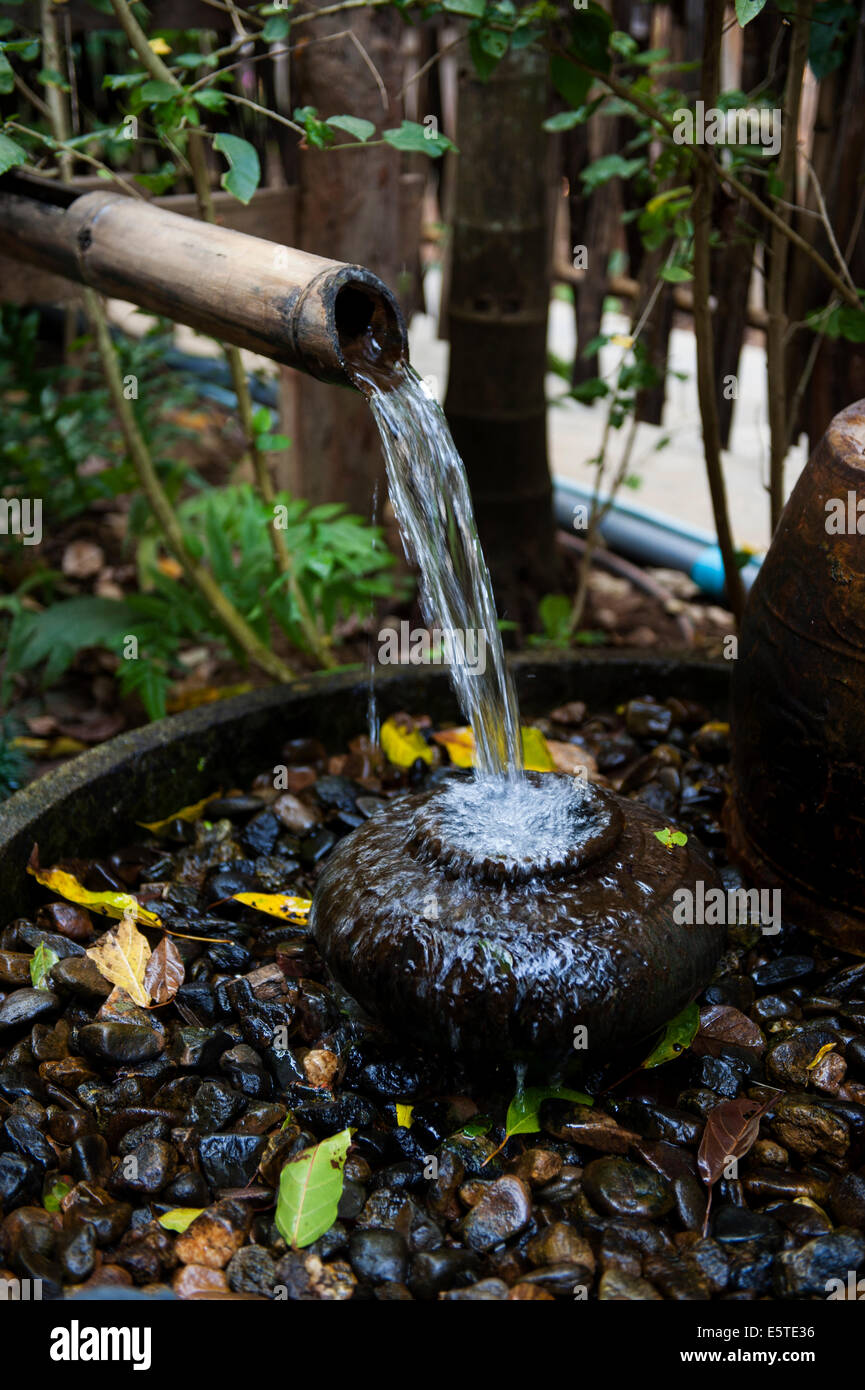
[
  {"xmin": 139, "ymin": 792, "xmax": 219, "ymax": 835},
  {"xmin": 143, "ymin": 937, "xmax": 185, "ymax": 1006},
  {"xmin": 520, "ymin": 727, "xmax": 555, "ymax": 772},
  {"xmin": 30, "ymin": 942, "xmax": 59, "ymax": 991},
  {"xmin": 484, "ymin": 1085, "xmax": 593, "ymax": 1165},
  {"xmin": 86, "ymin": 916, "xmax": 152, "ymax": 1008},
  {"xmin": 158, "ymin": 1208, "xmax": 205, "ymax": 1233},
  {"xmin": 396, "ymin": 1104, "xmax": 413, "ymax": 1129},
  {"xmin": 230, "ymin": 893, "xmax": 311, "ymax": 924},
  {"xmin": 275, "ymin": 1128, "xmax": 351, "ymax": 1249},
  {"xmin": 697, "ymin": 1091, "xmax": 781, "ymax": 1233},
  {"xmin": 28, "ymin": 846, "xmax": 162, "ymax": 928},
  {"xmin": 806, "ymin": 1042, "xmax": 836, "ymax": 1072},
  {"xmin": 642, "ymin": 1000, "xmax": 700, "ymax": 1068},
  {"xmin": 693, "ymin": 1003, "xmax": 766, "ymax": 1057},
  {"xmin": 431, "ymin": 727, "xmax": 475, "ymax": 768},
  {"xmin": 381, "ymin": 715, "xmax": 433, "ymax": 768}
]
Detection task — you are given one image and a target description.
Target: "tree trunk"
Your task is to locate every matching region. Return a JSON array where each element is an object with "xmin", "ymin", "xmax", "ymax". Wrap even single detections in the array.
[
  {"xmin": 286, "ymin": 4, "xmax": 413, "ymax": 512},
  {"xmin": 443, "ymin": 46, "xmax": 559, "ymax": 625}
]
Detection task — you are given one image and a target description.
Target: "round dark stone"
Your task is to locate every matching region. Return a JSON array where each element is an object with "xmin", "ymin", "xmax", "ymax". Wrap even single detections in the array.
[
  {"xmin": 77, "ymin": 1022, "xmax": 164, "ymax": 1065},
  {"xmin": 752, "ymin": 956, "xmax": 814, "ymax": 989},
  {"xmin": 0, "ymin": 989, "xmax": 60, "ymax": 1034},
  {"xmin": 70, "ymin": 1133, "xmax": 112, "ymax": 1183},
  {"xmin": 227, "ymin": 1243, "xmax": 277, "ymax": 1295},
  {"xmin": 774, "ymin": 1231, "xmax": 865, "ymax": 1298},
  {"xmin": 713, "ymin": 1204, "xmax": 784, "ymax": 1248},
  {"xmin": 582, "ymin": 1157, "xmax": 674, "ymax": 1219},
  {"xmin": 349, "ymin": 1228, "xmax": 408, "ymax": 1284},
  {"xmin": 198, "ymin": 1132, "xmax": 267, "ymax": 1189}
]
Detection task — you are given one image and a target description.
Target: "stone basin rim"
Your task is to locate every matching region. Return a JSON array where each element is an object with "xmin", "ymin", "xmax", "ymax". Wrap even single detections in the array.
[{"xmin": 0, "ymin": 650, "xmax": 730, "ymax": 921}]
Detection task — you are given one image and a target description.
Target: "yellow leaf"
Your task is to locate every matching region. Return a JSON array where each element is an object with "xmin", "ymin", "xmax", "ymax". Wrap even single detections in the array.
[
  {"xmin": 520, "ymin": 726, "xmax": 555, "ymax": 772},
  {"xmin": 806, "ymin": 1042, "xmax": 836, "ymax": 1071},
  {"xmin": 610, "ymin": 333, "xmax": 634, "ymax": 349},
  {"xmin": 148, "ymin": 37, "xmax": 172, "ymax": 55},
  {"xmin": 12, "ymin": 735, "xmax": 87, "ymax": 758},
  {"xmin": 157, "ymin": 556, "xmax": 184, "ymax": 580},
  {"xmin": 380, "ymin": 716, "xmax": 433, "ymax": 769},
  {"xmin": 231, "ymin": 893, "xmax": 312, "ymax": 924},
  {"xmin": 158, "ymin": 1208, "xmax": 204, "ymax": 1233},
  {"xmin": 395, "ymin": 1104, "xmax": 413, "ymax": 1129},
  {"xmin": 86, "ymin": 916, "xmax": 152, "ymax": 1007},
  {"xmin": 27, "ymin": 854, "xmax": 162, "ymax": 929},
  {"xmin": 166, "ymin": 683, "xmax": 252, "ymax": 713},
  {"xmin": 431, "ymin": 726, "xmax": 475, "ymax": 768},
  {"xmin": 139, "ymin": 792, "xmax": 218, "ymax": 835}
]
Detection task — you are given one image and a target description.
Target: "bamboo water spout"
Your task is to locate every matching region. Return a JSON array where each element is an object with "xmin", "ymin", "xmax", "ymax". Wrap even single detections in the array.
[{"xmin": 0, "ymin": 175, "xmax": 407, "ymax": 388}]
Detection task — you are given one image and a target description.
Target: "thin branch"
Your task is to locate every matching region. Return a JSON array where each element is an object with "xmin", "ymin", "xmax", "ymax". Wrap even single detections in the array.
[
  {"xmin": 692, "ymin": 0, "xmax": 745, "ymax": 625},
  {"xmin": 83, "ymin": 287, "xmax": 296, "ymax": 684},
  {"xmin": 557, "ymin": 48, "xmax": 861, "ymax": 310}
]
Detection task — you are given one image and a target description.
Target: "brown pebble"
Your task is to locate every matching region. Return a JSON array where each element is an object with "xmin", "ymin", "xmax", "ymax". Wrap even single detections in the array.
[
  {"xmin": 507, "ymin": 1283, "xmax": 555, "ymax": 1300},
  {"xmin": 173, "ymin": 1264, "xmax": 230, "ymax": 1299}
]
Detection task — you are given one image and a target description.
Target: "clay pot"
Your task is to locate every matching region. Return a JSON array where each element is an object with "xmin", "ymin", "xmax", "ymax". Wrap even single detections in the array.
[
  {"xmin": 311, "ymin": 773, "xmax": 724, "ymax": 1069},
  {"xmin": 727, "ymin": 398, "xmax": 865, "ymax": 955}
]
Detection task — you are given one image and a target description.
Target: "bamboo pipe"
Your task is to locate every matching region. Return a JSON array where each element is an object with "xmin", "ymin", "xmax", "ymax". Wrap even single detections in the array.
[{"xmin": 0, "ymin": 178, "xmax": 407, "ymax": 389}]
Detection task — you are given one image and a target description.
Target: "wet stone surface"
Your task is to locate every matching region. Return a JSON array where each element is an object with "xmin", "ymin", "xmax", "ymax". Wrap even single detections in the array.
[{"xmin": 2, "ymin": 695, "xmax": 865, "ymax": 1301}]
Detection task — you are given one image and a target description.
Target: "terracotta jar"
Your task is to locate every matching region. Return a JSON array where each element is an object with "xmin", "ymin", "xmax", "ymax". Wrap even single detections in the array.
[{"xmin": 727, "ymin": 398, "xmax": 865, "ymax": 956}]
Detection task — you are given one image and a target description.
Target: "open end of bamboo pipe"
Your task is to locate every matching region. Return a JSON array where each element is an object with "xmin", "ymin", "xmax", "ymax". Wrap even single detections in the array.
[
  {"xmin": 0, "ymin": 174, "xmax": 409, "ymax": 392},
  {"xmin": 334, "ymin": 280, "xmax": 408, "ymax": 396}
]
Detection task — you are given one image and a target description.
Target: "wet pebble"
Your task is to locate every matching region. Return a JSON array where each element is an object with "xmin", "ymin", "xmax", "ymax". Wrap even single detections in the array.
[
  {"xmin": 349, "ymin": 1228, "xmax": 408, "ymax": 1285},
  {"xmin": 582, "ymin": 1157, "xmax": 674, "ymax": 1219},
  {"xmin": 463, "ymin": 1176, "xmax": 532, "ymax": 1251}
]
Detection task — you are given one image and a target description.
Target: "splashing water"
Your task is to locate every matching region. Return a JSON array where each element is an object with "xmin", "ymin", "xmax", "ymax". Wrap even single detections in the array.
[{"xmin": 368, "ymin": 368, "xmax": 523, "ymax": 779}]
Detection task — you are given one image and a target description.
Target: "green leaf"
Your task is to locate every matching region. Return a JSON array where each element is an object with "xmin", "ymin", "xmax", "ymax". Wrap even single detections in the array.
[
  {"xmin": 0, "ymin": 51, "xmax": 14, "ymax": 94},
  {"xmin": 383, "ymin": 120, "xmax": 455, "ymax": 158},
  {"xmin": 550, "ymin": 52, "xmax": 591, "ymax": 111},
  {"xmin": 642, "ymin": 1001, "xmax": 700, "ymax": 1068},
  {"xmin": 505, "ymin": 1086, "xmax": 594, "ymax": 1140},
  {"xmin": 469, "ymin": 27, "xmax": 507, "ymax": 81},
  {"xmin": 275, "ymin": 1128, "xmax": 351, "ymax": 1248},
  {"xmin": 213, "ymin": 132, "xmax": 260, "ymax": 205},
  {"xmin": 443, "ymin": 0, "xmax": 485, "ymax": 13},
  {"xmin": 158, "ymin": 1208, "xmax": 205, "ymax": 1233},
  {"xmin": 140, "ymin": 80, "xmax": 179, "ymax": 104},
  {"xmin": 0, "ymin": 131, "xmax": 27, "ymax": 176},
  {"xmin": 543, "ymin": 108, "xmax": 590, "ymax": 132},
  {"xmin": 262, "ymin": 14, "xmax": 291, "ymax": 41},
  {"xmin": 30, "ymin": 942, "xmax": 59, "ymax": 991},
  {"xmin": 735, "ymin": 0, "xmax": 768, "ymax": 25},
  {"xmin": 654, "ymin": 825, "xmax": 688, "ymax": 848},
  {"xmin": 193, "ymin": 89, "xmax": 228, "ymax": 112},
  {"xmin": 836, "ymin": 307, "xmax": 865, "ymax": 343},
  {"xmin": 326, "ymin": 114, "xmax": 375, "ymax": 143},
  {"xmin": 659, "ymin": 265, "xmax": 693, "ymax": 283},
  {"xmin": 43, "ymin": 1180, "xmax": 71, "ymax": 1213},
  {"xmin": 581, "ymin": 153, "xmax": 645, "ymax": 190},
  {"xmin": 538, "ymin": 592, "xmax": 572, "ymax": 640}
]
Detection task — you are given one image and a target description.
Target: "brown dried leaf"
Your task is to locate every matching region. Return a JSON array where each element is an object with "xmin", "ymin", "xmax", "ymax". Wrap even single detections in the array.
[
  {"xmin": 697, "ymin": 1091, "xmax": 780, "ymax": 1192},
  {"xmin": 143, "ymin": 936, "xmax": 185, "ymax": 1006},
  {"xmin": 692, "ymin": 1004, "xmax": 766, "ymax": 1057},
  {"xmin": 85, "ymin": 916, "xmax": 152, "ymax": 1007}
]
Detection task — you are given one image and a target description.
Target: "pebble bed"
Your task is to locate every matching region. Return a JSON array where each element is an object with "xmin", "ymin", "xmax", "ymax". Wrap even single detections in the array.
[{"xmin": 1, "ymin": 694, "xmax": 864, "ymax": 1301}]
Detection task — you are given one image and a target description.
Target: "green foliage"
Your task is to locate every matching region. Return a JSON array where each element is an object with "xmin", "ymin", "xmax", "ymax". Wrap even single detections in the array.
[
  {"xmin": 382, "ymin": 120, "xmax": 456, "ymax": 158},
  {"xmin": 2, "ymin": 486, "xmax": 403, "ymax": 719},
  {"xmin": 0, "ymin": 307, "xmax": 199, "ymax": 522}
]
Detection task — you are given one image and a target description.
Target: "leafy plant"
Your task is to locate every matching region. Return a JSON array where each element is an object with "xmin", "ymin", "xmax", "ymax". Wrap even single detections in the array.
[{"xmin": 2, "ymin": 486, "xmax": 403, "ymax": 718}]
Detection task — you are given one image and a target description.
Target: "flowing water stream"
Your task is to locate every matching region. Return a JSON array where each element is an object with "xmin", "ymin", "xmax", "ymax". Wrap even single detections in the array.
[{"xmin": 367, "ymin": 366, "xmax": 524, "ymax": 780}]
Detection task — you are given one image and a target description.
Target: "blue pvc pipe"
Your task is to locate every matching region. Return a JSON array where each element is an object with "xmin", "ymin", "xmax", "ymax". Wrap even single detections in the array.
[{"xmin": 552, "ymin": 477, "xmax": 762, "ymax": 601}]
